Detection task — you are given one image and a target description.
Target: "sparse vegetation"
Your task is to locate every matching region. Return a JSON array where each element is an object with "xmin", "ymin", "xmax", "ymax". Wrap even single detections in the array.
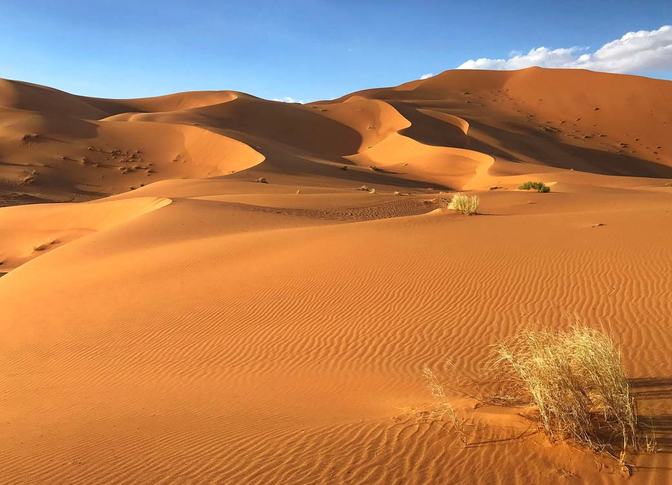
[
  {"xmin": 496, "ymin": 326, "xmax": 637, "ymax": 460},
  {"xmin": 423, "ymin": 325, "xmax": 658, "ymax": 474},
  {"xmin": 442, "ymin": 193, "xmax": 479, "ymax": 215},
  {"xmin": 519, "ymin": 181, "xmax": 551, "ymax": 193},
  {"xmin": 422, "ymin": 367, "xmax": 468, "ymax": 445}
]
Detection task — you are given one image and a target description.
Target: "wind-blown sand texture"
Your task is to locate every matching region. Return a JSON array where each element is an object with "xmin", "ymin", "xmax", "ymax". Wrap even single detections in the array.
[{"xmin": 1, "ymin": 68, "xmax": 672, "ymax": 484}]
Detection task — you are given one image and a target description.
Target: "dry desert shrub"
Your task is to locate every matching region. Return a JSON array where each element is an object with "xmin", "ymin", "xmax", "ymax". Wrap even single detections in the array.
[
  {"xmin": 446, "ymin": 193, "xmax": 479, "ymax": 215},
  {"xmin": 424, "ymin": 325, "xmax": 657, "ymax": 474},
  {"xmin": 496, "ymin": 326, "xmax": 637, "ymax": 456},
  {"xmin": 519, "ymin": 181, "xmax": 551, "ymax": 192}
]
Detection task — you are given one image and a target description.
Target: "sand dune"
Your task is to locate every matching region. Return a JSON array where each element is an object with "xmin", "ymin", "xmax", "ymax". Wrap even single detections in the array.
[
  {"xmin": 1, "ymin": 68, "xmax": 672, "ymax": 484},
  {"xmin": 3, "ymin": 67, "xmax": 672, "ymax": 205},
  {"xmin": 347, "ymin": 132, "xmax": 494, "ymax": 189}
]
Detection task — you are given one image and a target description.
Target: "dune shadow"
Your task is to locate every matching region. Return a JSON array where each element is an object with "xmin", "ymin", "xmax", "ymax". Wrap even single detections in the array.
[
  {"xmin": 0, "ymin": 191, "xmax": 55, "ymax": 207},
  {"xmin": 385, "ymin": 101, "xmax": 672, "ymax": 179},
  {"xmin": 33, "ymin": 115, "xmax": 100, "ymax": 140},
  {"xmin": 231, "ymin": 146, "xmax": 453, "ymax": 190},
  {"xmin": 384, "ymin": 102, "xmax": 554, "ymax": 162},
  {"xmin": 391, "ymin": 102, "xmax": 471, "ymax": 148},
  {"xmin": 471, "ymin": 119, "xmax": 672, "ymax": 178}
]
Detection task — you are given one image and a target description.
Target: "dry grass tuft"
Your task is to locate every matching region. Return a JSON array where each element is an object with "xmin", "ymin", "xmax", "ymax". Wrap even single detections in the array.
[
  {"xmin": 444, "ymin": 193, "xmax": 479, "ymax": 215},
  {"xmin": 644, "ymin": 433, "xmax": 658, "ymax": 454},
  {"xmin": 422, "ymin": 367, "xmax": 468, "ymax": 445},
  {"xmin": 496, "ymin": 326, "xmax": 637, "ymax": 456}
]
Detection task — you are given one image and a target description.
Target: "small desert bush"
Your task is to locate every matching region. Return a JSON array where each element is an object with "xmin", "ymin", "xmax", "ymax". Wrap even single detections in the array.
[
  {"xmin": 496, "ymin": 326, "xmax": 636, "ymax": 455},
  {"xmin": 519, "ymin": 181, "xmax": 550, "ymax": 193},
  {"xmin": 442, "ymin": 193, "xmax": 479, "ymax": 215}
]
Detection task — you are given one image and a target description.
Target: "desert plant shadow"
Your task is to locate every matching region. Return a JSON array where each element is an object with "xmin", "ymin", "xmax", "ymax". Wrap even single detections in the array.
[
  {"xmin": 637, "ymin": 415, "xmax": 672, "ymax": 453},
  {"xmin": 629, "ymin": 377, "xmax": 672, "ymax": 454},
  {"xmin": 630, "ymin": 377, "xmax": 672, "ymax": 397},
  {"xmin": 461, "ymin": 426, "xmax": 539, "ymax": 449}
]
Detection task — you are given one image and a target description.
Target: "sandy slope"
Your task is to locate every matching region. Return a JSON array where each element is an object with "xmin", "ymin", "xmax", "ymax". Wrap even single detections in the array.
[{"xmin": 1, "ymin": 68, "xmax": 672, "ymax": 484}]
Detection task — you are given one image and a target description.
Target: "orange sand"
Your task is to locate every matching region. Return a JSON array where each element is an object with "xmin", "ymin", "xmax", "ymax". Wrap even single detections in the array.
[{"xmin": 1, "ymin": 68, "xmax": 671, "ymax": 483}]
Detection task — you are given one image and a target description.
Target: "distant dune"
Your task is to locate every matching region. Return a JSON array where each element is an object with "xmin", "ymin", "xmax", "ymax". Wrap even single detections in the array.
[
  {"xmin": 2, "ymin": 68, "xmax": 671, "ymax": 205},
  {"xmin": 1, "ymin": 68, "xmax": 671, "ymax": 484}
]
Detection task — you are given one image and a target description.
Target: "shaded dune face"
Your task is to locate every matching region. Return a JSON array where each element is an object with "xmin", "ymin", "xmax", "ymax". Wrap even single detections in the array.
[{"xmin": 1, "ymin": 68, "xmax": 672, "ymax": 484}]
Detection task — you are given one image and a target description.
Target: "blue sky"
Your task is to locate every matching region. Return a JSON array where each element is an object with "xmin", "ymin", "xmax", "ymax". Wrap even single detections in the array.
[{"xmin": 1, "ymin": 1, "xmax": 670, "ymax": 101}]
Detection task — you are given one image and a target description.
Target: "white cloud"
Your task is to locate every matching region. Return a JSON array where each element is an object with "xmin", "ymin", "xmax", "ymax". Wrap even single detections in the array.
[
  {"xmin": 420, "ymin": 72, "xmax": 434, "ymax": 79},
  {"xmin": 272, "ymin": 96, "xmax": 304, "ymax": 104},
  {"xmin": 457, "ymin": 25, "xmax": 672, "ymax": 74}
]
